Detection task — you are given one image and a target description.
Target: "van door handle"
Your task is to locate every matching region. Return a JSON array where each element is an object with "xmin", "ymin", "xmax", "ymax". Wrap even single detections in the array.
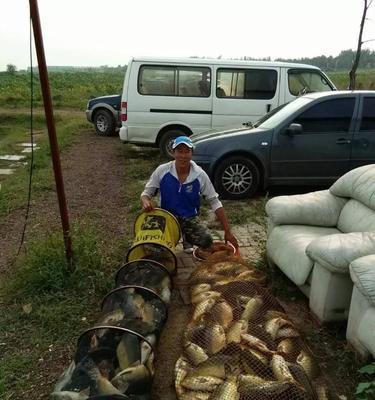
[
  {"xmin": 266, "ymin": 104, "xmax": 271, "ymax": 113},
  {"xmin": 336, "ymin": 138, "xmax": 351, "ymax": 145}
]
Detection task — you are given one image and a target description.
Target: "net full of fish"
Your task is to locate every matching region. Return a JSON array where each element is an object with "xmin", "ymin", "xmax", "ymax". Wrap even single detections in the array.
[
  {"xmin": 51, "ymin": 285, "xmax": 164, "ymax": 400},
  {"xmin": 115, "ymin": 259, "xmax": 172, "ymax": 304},
  {"xmin": 51, "ymin": 211, "xmax": 178, "ymax": 399},
  {"xmin": 175, "ymin": 254, "xmax": 331, "ymax": 400},
  {"xmin": 51, "ymin": 274, "xmax": 170, "ymax": 399}
]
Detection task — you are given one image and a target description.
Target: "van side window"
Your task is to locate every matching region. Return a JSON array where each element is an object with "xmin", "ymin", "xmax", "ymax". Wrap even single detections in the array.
[
  {"xmin": 288, "ymin": 69, "xmax": 333, "ymax": 96},
  {"xmin": 216, "ymin": 68, "xmax": 277, "ymax": 100},
  {"xmin": 138, "ymin": 66, "xmax": 211, "ymax": 97}
]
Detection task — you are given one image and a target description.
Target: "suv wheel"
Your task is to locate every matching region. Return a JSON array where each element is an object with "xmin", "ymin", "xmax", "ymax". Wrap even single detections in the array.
[
  {"xmin": 159, "ymin": 130, "xmax": 188, "ymax": 159},
  {"xmin": 214, "ymin": 156, "xmax": 259, "ymax": 199},
  {"xmin": 94, "ymin": 109, "xmax": 116, "ymax": 136}
]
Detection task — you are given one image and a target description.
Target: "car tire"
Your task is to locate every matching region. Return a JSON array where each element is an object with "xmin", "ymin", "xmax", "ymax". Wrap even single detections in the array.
[
  {"xmin": 214, "ymin": 156, "xmax": 259, "ymax": 199},
  {"xmin": 159, "ymin": 130, "xmax": 188, "ymax": 159},
  {"xmin": 94, "ymin": 109, "xmax": 116, "ymax": 136}
]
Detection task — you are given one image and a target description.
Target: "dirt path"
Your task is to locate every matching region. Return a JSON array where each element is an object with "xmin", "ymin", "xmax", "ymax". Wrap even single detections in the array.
[{"xmin": 0, "ymin": 131, "xmax": 128, "ymax": 279}]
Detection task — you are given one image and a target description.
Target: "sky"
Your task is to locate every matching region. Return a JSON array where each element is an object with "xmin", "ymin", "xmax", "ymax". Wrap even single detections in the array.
[{"xmin": 1, "ymin": 0, "xmax": 375, "ymax": 71}]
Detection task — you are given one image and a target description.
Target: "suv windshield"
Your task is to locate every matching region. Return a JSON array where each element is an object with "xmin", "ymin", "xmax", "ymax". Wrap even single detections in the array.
[{"xmin": 259, "ymin": 97, "xmax": 314, "ymax": 129}]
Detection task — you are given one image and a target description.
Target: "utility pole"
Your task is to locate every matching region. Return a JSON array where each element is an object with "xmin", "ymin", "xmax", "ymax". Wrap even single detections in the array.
[{"xmin": 29, "ymin": 0, "xmax": 74, "ymax": 270}]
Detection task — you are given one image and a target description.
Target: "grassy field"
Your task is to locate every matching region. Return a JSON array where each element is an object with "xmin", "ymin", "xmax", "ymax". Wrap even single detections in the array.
[
  {"xmin": 1, "ymin": 68, "xmax": 372, "ymax": 398},
  {"xmin": 0, "ymin": 70, "xmax": 125, "ymax": 110},
  {"xmin": 0, "ymin": 68, "xmax": 374, "ymax": 111},
  {"xmin": 329, "ymin": 69, "xmax": 375, "ymax": 89}
]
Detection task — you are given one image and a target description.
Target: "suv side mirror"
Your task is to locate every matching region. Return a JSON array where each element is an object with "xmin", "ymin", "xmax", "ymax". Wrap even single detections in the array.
[{"xmin": 285, "ymin": 123, "xmax": 302, "ymax": 136}]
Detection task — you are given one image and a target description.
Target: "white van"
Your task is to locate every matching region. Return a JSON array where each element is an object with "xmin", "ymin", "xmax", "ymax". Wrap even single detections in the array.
[{"xmin": 119, "ymin": 57, "xmax": 336, "ymax": 157}]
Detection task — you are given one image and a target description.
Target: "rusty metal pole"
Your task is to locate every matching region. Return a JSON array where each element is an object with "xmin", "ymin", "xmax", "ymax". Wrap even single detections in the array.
[{"xmin": 29, "ymin": 0, "xmax": 74, "ymax": 270}]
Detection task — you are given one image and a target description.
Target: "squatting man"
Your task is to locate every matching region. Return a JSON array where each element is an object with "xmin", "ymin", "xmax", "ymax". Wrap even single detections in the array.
[{"xmin": 140, "ymin": 136, "xmax": 238, "ymax": 253}]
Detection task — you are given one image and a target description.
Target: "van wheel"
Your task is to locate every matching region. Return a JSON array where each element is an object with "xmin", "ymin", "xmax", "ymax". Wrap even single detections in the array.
[
  {"xmin": 214, "ymin": 156, "xmax": 259, "ymax": 199},
  {"xmin": 94, "ymin": 109, "xmax": 115, "ymax": 136},
  {"xmin": 159, "ymin": 130, "xmax": 187, "ymax": 159}
]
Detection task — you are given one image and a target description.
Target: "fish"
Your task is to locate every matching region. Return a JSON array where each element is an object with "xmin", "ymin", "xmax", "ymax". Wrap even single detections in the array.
[
  {"xmin": 296, "ymin": 350, "xmax": 319, "ymax": 380},
  {"xmin": 239, "ymin": 374, "xmax": 269, "ymax": 388},
  {"xmin": 277, "ymin": 338, "xmax": 296, "ymax": 357},
  {"xmin": 204, "ymin": 324, "xmax": 226, "ymax": 355},
  {"xmin": 226, "ymin": 320, "xmax": 248, "ymax": 344},
  {"xmin": 211, "ymin": 261, "xmax": 247, "ymax": 275},
  {"xmin": 160, "ymin": 285, "xmax": 171, "ymax": 303},
  {"xmin": 191, "ymin": 283, "xmax": 212, "ymax": 297},
  {"xmin": 208, "ymin": 300, "xmax": 233, "ymax": 329},
  {"xmin": 111, "ymin": 364, "xmax": 151, "ymax": 394},
  {"xmin": 180, "ymin": 391, "xmax": 211, "ymax": 400},
  {"xmin": 241, "ymin": 333, "xmax": 275, "ymax": 356},
  {"xmin": 270, "ymin": 354, "xmax": 301, "ymax": 387},
  {"xmin": 98, "ymin": 309, "xmax": 125, "ymax": 327},
  {"xmin": 264, "ymin": 310, "xmax": 290, "ymax": 322},
  {"xmin": 175, "ymin": 357, "xmax": 190, "ymax": 397},
  {"xmin": 184, "ymin": 324, "xmax": 206, "ymax": 346},
  {"xmin": 116, "ymin": 333, "xmax": 141, "ymax": 371},
  {"xmin": 265, "ymin": 317, "xmax": 293, "ymax": 340},
  {"xmin": 184, "ymin": 341, "xmax": 209, "ymax": 366},
  {"xmin": 140, "ymin": 335, "xmax": 154, "ymax": 364},
  {"xmin": 147, "ymin": 351, "xmax": 156, "ymax": 377},
  {"xmin": 49, "ymin": 391, "xmax": 89, "ymax": 400},
  {"xmin": 189, "ymin": 354, "xmax": 233, "ymax": 379},
  {"xmin": 53, "ymin": 361, "xmax": 76, "ymax": 392},
  {"xmin": 141, "ymin": 301, "xmax": 159, "ymax": 328},
  {"xmin": 276, "ymin": 327, "xmax": 300, "ymax": 339},
  {"xmin": 181, "ymin": 376, "xmax": 223, "ymax": 392},
  {"xmin": 288, "ymin": 362, "xmax": 319, "ymax": 400},
  {"xmin": 240, "ymin": 296, "xmax": 263, "ymax": 321},
  {"xmin": 192, "ymin": 291, "xmax": 222, "ymax": 305},
  {"xmin": 192, "ymin": 298, "xmax": 216, "ymax": 322},
  {"xmin": 238, "ymin": 380, "xmax": 291, "ymax": 397},
  {"xmin": 240, "ymin": 347, "xmax": 271, "ymax": 377},
  {"xmin": 208, "ymin": 376, "xmax": 239, "ymax": 400},
  {"xmin": 78, "ymin": 357, "xmax": 123, "ymax": 396},
  {"xmin": 316, "ymin": 383, "xmax": 330, "ymax": 400}
]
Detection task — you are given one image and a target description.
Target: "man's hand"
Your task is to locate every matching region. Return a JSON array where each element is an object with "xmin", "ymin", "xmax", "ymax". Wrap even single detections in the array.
[
  {"xmin": 224, "ymin": 230, "xmax": 239, "ymax": 249},
  {"xmin": 141, "ymin": 196, "xmax": 155, "ymax": 212}
]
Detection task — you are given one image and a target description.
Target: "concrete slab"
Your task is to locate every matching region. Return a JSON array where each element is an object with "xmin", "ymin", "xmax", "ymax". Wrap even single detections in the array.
[
  {"xmin": 0, "ymin": 169, "xmax": 14, "ymax": 175},
  {"xmin": 18, "ymin": 143, "xmax": 38, "ymax": 147},
  {"xmin": 21, "ymin": 147, "xmax": 40, "ymax": 153},
  {"xmin": 0, "ymin": 155, "xmax": 26, "ymax": 161}
]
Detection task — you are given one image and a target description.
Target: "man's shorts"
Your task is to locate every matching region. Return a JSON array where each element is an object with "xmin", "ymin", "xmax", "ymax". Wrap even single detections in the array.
[{"xmin": 177, "ymin": 216, "xmax": 213, "ymax": 249}]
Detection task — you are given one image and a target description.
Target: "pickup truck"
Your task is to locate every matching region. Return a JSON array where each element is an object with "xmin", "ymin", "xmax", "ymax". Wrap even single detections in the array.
[{"xmin": 85, "ymin": 94, "xmax": 121, "ymax": 136}]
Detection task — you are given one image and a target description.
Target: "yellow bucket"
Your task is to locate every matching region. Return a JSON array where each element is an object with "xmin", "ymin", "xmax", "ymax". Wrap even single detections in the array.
[{"xmin": 126, "ymin": 208, "xmax": 181, "ymax": 274}]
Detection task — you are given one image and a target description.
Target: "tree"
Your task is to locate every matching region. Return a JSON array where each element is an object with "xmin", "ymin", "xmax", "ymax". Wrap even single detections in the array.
[
  {"xmin": 349, "ymin": 0, "xmax": 373, "ymax": 89},
  {"xmin": 6, "ymin": 64, "xmax": 17, "ymax": 74}
]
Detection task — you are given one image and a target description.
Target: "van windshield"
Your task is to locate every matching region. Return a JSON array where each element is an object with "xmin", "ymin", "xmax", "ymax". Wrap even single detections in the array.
[
  {"xmin": 288, "ymin": 69, "xmax": 335, "ymax": 95},
  {"xmin": 258, "ymin": 97, "xmax": 314, "ymax": 129}
]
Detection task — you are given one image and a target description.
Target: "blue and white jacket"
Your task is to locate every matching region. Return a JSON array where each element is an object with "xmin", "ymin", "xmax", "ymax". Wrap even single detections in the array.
[{"xmin": 141, "ymin": 161, "xmax": 222, "ymax": 218}]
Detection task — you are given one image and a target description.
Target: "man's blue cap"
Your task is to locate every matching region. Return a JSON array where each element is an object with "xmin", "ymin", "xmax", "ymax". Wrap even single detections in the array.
[{"xmin": 172, "ymin": 136, "xmax": 194, "ymax": 150}]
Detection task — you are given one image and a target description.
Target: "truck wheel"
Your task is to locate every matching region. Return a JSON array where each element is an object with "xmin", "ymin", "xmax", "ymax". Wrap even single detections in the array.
[
  {"xmin": 94, "ymin": 109, "xmax": 115, "ymax": 136},
  {"xmin": 214, "ymin": 156, "xmax": 259, "ymax": 199},
  {"xmin": 159, "ymin": 130, "xmax": 188, "ymax": 159}
]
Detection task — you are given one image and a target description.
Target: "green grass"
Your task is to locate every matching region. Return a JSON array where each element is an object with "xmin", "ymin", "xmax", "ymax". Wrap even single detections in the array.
[
  {"xmin": 328, "ymin": 69, "xmax": 375, "ymax": 90},
  {"xmin": 0, "ymin": 223, "xmax": 121, "ymax": 396},
  {"xmin": 0, "ymin": 70, "xmax": 125, "ymax": 110}
]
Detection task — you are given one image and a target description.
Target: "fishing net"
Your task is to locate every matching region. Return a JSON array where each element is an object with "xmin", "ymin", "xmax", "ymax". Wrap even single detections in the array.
[
  {"xmin": 51, "ymin": 268, "xmax": 171, "ymax": 399},
  {"xmin": 174, "ymin": 254, "xmax": 332, "ymax": 400}
]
